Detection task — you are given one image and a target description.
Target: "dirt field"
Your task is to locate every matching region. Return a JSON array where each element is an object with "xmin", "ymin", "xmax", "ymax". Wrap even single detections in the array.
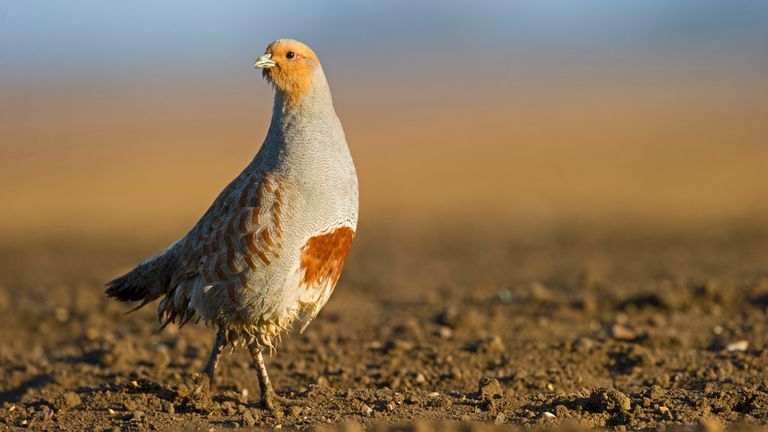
[{"xmin": 1, "ymin": 221, "xmax": 767, "ymax": 431}]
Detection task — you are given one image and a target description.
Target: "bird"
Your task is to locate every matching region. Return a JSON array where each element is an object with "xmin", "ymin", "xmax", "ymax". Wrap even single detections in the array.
[{"xmin": 105, "ymin": 39, "xmax": 358, "ymax": 410}]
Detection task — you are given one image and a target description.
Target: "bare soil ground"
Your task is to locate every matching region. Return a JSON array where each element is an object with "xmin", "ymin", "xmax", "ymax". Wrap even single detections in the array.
[{"xmin": 1, "ymin": 222, "xmax": 768, "ymax": 431}]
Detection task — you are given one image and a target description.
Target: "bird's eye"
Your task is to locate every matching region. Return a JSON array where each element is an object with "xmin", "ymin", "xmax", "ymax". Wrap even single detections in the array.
[{"xmin": 286, "ymin": 51, "xmax": 295, "ymax": 60}]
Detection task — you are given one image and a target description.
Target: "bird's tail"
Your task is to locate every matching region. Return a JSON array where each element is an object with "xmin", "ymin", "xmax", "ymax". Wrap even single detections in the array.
[{"xmin": 105, "ymin": 250, "xmax": 176, "ymax": 313}]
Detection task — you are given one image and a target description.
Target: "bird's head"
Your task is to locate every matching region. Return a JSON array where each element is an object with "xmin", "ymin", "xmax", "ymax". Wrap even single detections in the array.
[{"xmin": 254, "ymin": 39, "xmax": 321, "ymax": 107}]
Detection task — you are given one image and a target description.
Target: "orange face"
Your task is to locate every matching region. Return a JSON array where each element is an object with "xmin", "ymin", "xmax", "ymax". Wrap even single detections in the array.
[{"xmin": 254, "ymin": 39, "xmax": 321, "ymax": 106}]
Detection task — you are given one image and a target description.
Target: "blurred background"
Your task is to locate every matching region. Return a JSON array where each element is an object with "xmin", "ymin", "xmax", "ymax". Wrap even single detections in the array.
[{"xmin": 2, "ymin": 0, "xmax": 767, "ymax": 241}]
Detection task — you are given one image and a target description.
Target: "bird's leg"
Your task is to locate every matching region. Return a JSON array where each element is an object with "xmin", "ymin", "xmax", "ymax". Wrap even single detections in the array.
[
  {"xmin": 196, "ymin": 328, "xmax": 226, "ymax": 392},
  {"xmin": 248, "ymin": 343, "xmax": 305, "ymax": 410}
]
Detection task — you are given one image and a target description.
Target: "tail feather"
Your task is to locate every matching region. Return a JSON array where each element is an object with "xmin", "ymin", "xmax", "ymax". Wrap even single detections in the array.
[{"xmin": 106, "ymin": 252, "xmax": 176, "ymax": 312}]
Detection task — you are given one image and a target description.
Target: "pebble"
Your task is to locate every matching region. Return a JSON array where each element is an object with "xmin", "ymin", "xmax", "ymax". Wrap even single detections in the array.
[
  {"xmin": 385, "ymin": 339, "xmax": 415, "ymax": 353},
  {"xmin": 542, "ymin": 411, "xmax": 556, "ymax": 418},
  {"xmin": 648, "ymin": 385, "xmax": 665, "ymax": 400},
  {"xmin": 158, "ymin": 402, "xmax": 171, "ymax": 414},
  {"xmin": 478, "ymin": 377, "xmax": 504, "ymax": 400},
  {"xmin": 573, "ymin": 337, "xmax": 595, "ymax": 353},
  {"xmin": 57, "ymin": 392, "xmax": 82, "ymax": 410},
  {"xmin": 659, "ymin": 405, "xmax": 673, "ymax": 420},
  {"xmin": 610, "ymin": 324, "xmax": 637, "ymax": 341},
  {"xmin": 591, "ymin": 388, "xmax": 631, "ymax": 412},
  {"xmin": 497, "ymin": 288, "xmax": 514, "ymax": 304},
  {"xmin": 315, "ymin": 376, "xmax": 329, "ymax": 388},
  {"xmin": 725, "ymin": 340, "xmax": 749, "ymax": 352},
  {"xmin": 360, "ymin": 404, "xmax": 373, "ymax": 417}
]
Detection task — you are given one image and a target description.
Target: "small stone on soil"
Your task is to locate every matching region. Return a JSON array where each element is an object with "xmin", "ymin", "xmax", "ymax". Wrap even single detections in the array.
[
  {"xmin": 55, "ymin": 392, "xmax": 82, "ymax": 410},
  {"xmin": 658, "ymin": 405, "xmax": 673, "ymax": 419},
  {"xmin": 725, "ymin": 340, "xmax": 748, "ymax": 352},
  {"xmin": 497, "ymin": 288, "xmax": 514, "ymax": 304},
  {"xmin": 162, "ymin": 401, "xmax": 174, "ymax": 414},
  {"xmin": 573, "ymin": 337, "xmax": 595, "ymax": 353},
  {"xmin": 647, "ymin": 385, "xmax": 665, "ymax": 400},
  {"xmin": 610, "ymin": 324, "xmax": 637, "ymax": 340},
  {"xmin": 589, "ymin": 388, "xmax": 631, "ymax": 412},
  {"xmin": 478, "ymin": 377, "xmax": 504, "ymax": 400}
]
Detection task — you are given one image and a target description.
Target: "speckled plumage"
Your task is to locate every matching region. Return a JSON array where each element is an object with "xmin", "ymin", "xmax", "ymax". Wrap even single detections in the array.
[{"xmin": 106, "ymin": 39, "xmax": 358, "ymax": 408}]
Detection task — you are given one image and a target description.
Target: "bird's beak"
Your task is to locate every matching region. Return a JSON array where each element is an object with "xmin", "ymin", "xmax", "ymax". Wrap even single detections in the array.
[{"xmin": 254, "ymin": 53, "xmax": 276, "ymax": 69}]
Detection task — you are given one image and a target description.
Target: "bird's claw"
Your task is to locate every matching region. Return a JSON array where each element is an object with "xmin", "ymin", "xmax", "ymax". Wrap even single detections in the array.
[{"xmin": 261, "ymin": 391, "xmax": 306, "ymax": 411}]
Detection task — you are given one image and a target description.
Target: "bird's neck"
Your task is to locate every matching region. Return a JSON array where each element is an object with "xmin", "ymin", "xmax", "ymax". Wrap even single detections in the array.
[
  {"xmin": 272, "ymin": 67, "xmax": 335, "ymax": 120},
  {"xmin": 254, "ymin": 67, "xmax": 348, "ymax": 172}
]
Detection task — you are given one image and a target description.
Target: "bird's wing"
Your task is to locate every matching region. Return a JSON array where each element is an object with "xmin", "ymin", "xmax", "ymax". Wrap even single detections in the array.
[{"xmin": 168, "ymin": 170, "xmax": 286, "ymax": 321}]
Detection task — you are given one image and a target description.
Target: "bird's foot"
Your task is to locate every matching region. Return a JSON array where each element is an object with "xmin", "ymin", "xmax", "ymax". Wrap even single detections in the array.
[{"xmin": 261, "ymin": 390, "xmax": 306, "ymax": 411}]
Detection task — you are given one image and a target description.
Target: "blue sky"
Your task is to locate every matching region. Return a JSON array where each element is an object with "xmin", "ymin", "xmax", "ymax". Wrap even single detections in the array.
[{"xmin": 2, "ymin": 0, "xmax": 767, "ymax": 86}]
